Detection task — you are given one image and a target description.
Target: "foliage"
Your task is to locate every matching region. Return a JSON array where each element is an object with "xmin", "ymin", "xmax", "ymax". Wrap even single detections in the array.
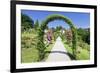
[
  {"xmin": 56, "ymin": 26, "xmax": 63, "ymax": 31},
  {"xmin": 21, "ymin": 13, "xmax": 34, "ymax": 32},
  {"xmin": 63, "ymin": 42, "xmax": 90, "ymax": 60},
  {"xmin": 53, "ymin": 27, "xmax": 61, "ymax": 41},
  {"xmin": 22, "ymin": 48, "xmax": 39, "ymax": 63},
  {"xmin": 21, "ymin": 13, "xmax": 90, "ymax": 61},
  {"xmin": 76, "ymin": 46, "xmax": 90, "ymax": 60},
  {"xmin": 78, "ymin": 41, "xmax": 90, "ymax": 51},
  {"xmin": 54, "ymin": 31, "xmax": 60, "ymax": 41},
  {"xmin": 77, "ymin": 28, "xmax": 90, "ymax": 44},
  {"xmin": 34, "ymin": 20, "xmax": 39, "ymax": 30},
  {"xmin": 36, "ymin": 28, "xmax": 46, "ymax": 61},
  {"xmin": 71, "ymin": 27, "xmax": 77, "ymax": 58},
  {"xmin": 39, "ymin": 14, "xmax": 77, "ymax": 59},
  {"xmin": 21, "ymin": 29, "xmax": 39, "ymax": 62},
  {"xmin": 65, "ymin": 30, "xmax": 72, "ymax": 44},
  {"xmin": 44, "ymin": 41, "xmax": 55, "ymax": 60}
]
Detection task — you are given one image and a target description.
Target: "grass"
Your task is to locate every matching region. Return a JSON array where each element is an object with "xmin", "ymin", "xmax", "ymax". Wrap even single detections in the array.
[
  {"xmin": 62, "ymin": 40, "xmax": 73, "ymax": 54},
  {"xmin": 43, "ymin": 41, "xmax": 55, "ymax": 61},
  {"xmin": 62, "ymin": 40, "xmax": 90, "ymax": 60},
  {"xmin": 76, "ymin": 47, "xmax": 90, "ymax": 60},
  {"xmin": 21, "ymin": 48, "xmax": 39, "ymax": 63},
  {"xmin": 64, "ymin": 43, "xmax": 73, "ymax": 54},
  {"xmin": 21, "ymin": 29, "xmax": 39, "ymax": 63}
]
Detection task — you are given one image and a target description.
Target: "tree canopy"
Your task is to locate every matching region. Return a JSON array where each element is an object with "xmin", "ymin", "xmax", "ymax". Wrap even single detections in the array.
[
  {"xmin": 21, "ymin": 13, "xmax": 34, "ymax": 31},
  {"xmin": 77, "ymin": 28, "xmax": 90, "ymax": 44}
]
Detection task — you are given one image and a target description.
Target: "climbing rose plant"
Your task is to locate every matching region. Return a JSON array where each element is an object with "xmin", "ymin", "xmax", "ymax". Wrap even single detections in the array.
[{"xmin": 37, "ymin": 14, "xmax": 77, "ymax": 61}]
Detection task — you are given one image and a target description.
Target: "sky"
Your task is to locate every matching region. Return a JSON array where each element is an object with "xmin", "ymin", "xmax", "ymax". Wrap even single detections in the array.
[{"xmin": 21, "ymin": 10, "xmax": 90, "ymax": 29}]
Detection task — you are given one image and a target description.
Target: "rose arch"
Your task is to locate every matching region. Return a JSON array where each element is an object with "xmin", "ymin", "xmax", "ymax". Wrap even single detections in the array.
[{"xmin": 37, "ymin": 14, "xmax": 77, "ymax": 61}]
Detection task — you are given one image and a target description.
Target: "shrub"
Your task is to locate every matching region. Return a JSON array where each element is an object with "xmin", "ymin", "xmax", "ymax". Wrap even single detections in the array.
[{"xmin": 78, "ymin": 41, "xmax": 90, "ymax": 51}]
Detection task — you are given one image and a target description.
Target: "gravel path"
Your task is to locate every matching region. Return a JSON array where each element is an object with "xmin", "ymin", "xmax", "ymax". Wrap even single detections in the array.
[{"xmin": 46, "ymin": 37, "xmax": 71, "ymax": 62}]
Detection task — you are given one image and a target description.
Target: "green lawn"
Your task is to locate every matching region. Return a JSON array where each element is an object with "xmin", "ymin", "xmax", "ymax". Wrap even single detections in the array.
[
  {"xmin": 64, "ymin": 43, "xmax": 73, "ymax": 54},
  {"xmin": 21, "ymin": 48, "xmax": 39, "ymax": 63},
  {"xmin": 63, "ymin": 40, "xmax": 90, "ymax": 60},
  {"xmin": 76, "ymin": 47, "xmax": 90, "ymax": 60},
  {"xmin": 21, "ymin": 41, "xmax": 55, "ymax": 63}
]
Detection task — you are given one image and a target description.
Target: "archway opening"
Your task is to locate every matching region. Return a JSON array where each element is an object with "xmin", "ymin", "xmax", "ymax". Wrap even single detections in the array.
[{"xmin": 37, "ymin": 14, "xmax": 77, "ymax": 61}]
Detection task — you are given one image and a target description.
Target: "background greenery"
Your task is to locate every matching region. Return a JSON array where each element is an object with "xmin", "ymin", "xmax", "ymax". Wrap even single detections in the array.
[{"xmin": 21, "ymin": 13, "xmax": 90, "ymax": 63}]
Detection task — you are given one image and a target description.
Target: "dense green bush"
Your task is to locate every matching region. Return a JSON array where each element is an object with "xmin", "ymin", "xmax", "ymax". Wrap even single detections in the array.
[{"xmin": 78, "ymin": 41, "xmax": 90, "ymax": 51}]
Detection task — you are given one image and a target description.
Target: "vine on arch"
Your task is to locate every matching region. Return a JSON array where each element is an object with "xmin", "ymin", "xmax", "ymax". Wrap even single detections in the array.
[{"xmin": 37, "ymin": 14, "xmax": 77, "ymax": 61}]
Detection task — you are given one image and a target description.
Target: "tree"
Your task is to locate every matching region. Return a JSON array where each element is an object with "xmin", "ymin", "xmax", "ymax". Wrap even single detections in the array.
[
  {"xmin": 77, "ymin": 28, "xmax": 90, "ymax": 44},
  {"xmin": 56, "ymin": 26, "xmax": 62, "ymax": 31},
  {"xmin": 21, "ymin": 13, "xmax": 34, "ymax": 31},
  {"xmin": 34, "ymin": 20, "xmax": 39, "ymax": 30},
  {"xmin": 51, "ymin": 27, "xmax": 55, "ymax": 32}
]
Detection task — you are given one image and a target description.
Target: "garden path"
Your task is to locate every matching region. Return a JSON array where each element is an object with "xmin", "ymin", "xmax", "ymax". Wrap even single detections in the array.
[{"xmin": 46, "ymin": 36, "xmax": 71, "ymax": 62}]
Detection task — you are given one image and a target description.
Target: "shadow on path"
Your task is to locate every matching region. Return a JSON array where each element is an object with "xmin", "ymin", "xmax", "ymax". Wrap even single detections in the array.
[{"xmin": 45, "ymin": 51, "xmax": 75, "ymax": 60}]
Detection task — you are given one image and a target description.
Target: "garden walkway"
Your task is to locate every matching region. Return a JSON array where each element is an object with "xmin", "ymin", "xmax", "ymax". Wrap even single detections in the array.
[{"xmin": 46, "ymin": 36, "xmax": 71, "ymax": 62}]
